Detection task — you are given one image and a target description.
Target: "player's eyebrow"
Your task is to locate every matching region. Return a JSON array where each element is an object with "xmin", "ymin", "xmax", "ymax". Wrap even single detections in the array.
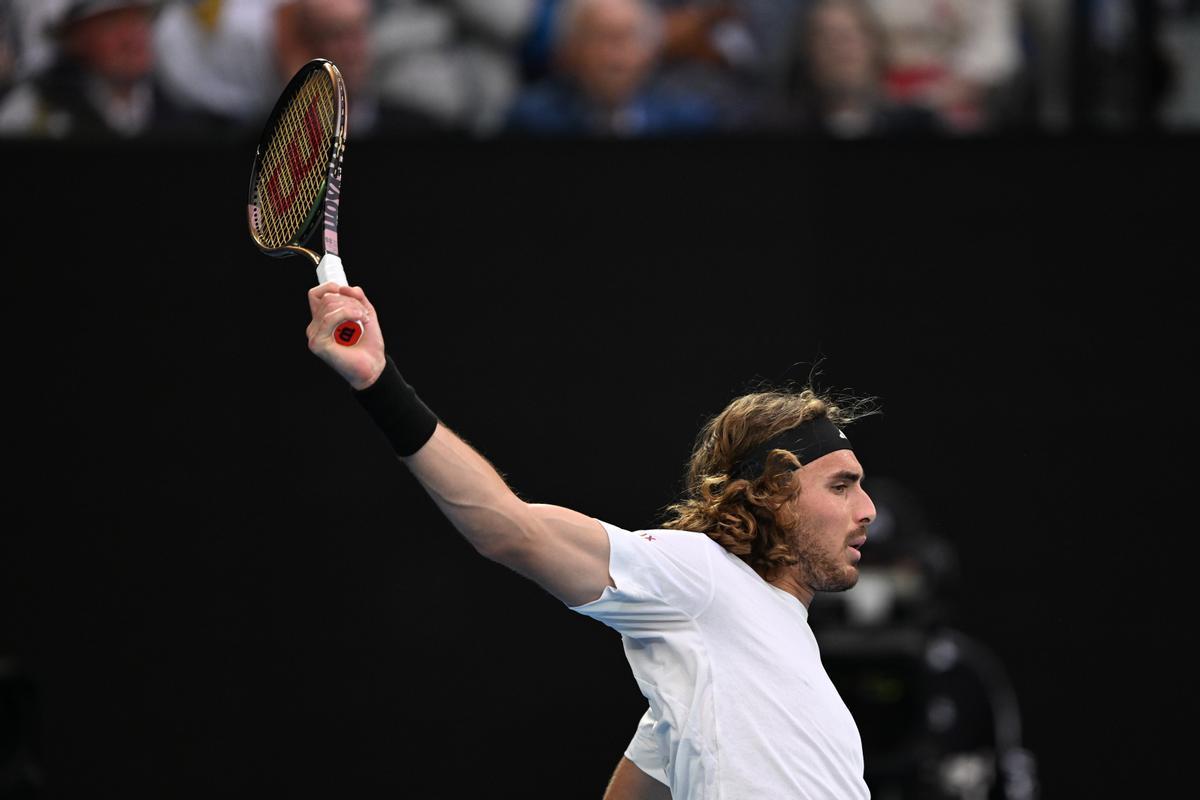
[{"xmin": 828, "ymin": 470, "xmax": 863, "ymax": 485}]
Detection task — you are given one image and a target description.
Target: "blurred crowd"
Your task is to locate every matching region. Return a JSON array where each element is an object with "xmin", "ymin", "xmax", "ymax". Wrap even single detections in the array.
[{"xmin": 0, "ymin": 0, "xmax": 1197, "ymax": 141}]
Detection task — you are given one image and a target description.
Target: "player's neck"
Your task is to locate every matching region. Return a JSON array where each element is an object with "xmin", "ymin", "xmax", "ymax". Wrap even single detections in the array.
[{"xmin": 765, "ymin": 570, "xmax": 814, "ymax": 608}]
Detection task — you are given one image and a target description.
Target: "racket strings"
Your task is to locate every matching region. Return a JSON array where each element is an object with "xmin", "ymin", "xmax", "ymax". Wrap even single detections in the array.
[{"xmin": 251, "ymin": 71, "xmax": 336, "ymax": 249}]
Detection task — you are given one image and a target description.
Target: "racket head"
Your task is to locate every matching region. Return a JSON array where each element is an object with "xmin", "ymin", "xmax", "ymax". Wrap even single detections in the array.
[{"xmin": 248, "ymin": 59, "xmax": 347, "ymax": 265}]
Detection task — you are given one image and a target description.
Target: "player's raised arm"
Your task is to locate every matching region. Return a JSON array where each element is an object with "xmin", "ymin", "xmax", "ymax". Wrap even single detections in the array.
[{"xmin": 306, "ymin": 283, "xmax": 613, "ymax": 607}]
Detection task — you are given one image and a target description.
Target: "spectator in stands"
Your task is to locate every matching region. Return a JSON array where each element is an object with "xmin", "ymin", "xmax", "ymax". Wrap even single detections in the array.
[
  {"xmin": 576, "ymin": 0, "xmax": 805, "ymax": 132},
  {"xmin": 780, "ymin": 0, "xmax": 941, "ymax": 137},
  {"xmin": 151, "ymin": 0, "xmax": 292, "ymax": 130},
  {"xmin": 0, "ymin": 0, "xmax": 209, "ymax": 139},
  {"xmin": 506, "ymin": 0, "xmax": 717, "ymax": 137},
  {"xmin": 372, "ymin": 0, "xmax": 539, "ymax": 136},
  {"xmin": 867, "ymin": 0, "xmax": 1024, "ymax": 134},
  {"xmin": 274, "ymin": 0, "xmax": 447, "ymax": 137}
]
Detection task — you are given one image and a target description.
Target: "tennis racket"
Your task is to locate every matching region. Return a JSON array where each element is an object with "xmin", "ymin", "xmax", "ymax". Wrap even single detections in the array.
[{"xmin": 248, "ymin": 58, "xmax": 361, "ymax": 347}]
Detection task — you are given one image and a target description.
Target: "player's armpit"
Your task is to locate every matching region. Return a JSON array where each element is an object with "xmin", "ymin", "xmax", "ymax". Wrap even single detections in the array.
[{"xmin": 603, "ymin": 757, "xmax": 671, "ymax": 800}]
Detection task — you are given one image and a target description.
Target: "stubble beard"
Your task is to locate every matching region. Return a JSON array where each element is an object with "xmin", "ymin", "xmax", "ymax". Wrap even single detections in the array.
[{"xmin": 791, "ymin": 517, "xmax": 862, "ymax": 593}]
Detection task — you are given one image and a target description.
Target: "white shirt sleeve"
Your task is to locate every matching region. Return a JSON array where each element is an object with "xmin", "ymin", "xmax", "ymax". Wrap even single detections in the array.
[
  {"xmin": 624, "ymin": 707, "xmax": 670, "ymax": 786},
  {"xmin": 568, "ymin": 521, "xmax": 716, "ymax": 633}
]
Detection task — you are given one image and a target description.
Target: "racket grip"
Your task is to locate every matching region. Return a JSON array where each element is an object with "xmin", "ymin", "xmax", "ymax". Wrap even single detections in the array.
[
  {"xmin": 316, "ymin": 253, "xmax": 363, "ymax": 347},
  {"xmin": 316, "ymin": 252, "xmax": 349, "ymax": 285}
]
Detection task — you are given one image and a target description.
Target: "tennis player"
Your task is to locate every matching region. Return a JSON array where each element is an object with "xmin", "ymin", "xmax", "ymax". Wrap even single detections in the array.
[{"xmin": 306, "ymin": 282, "xmax": 877, "ymax": 799}]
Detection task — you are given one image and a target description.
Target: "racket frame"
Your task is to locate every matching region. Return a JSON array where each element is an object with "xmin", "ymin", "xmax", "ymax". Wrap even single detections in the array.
[{"xmin": 247, "ymin": 59, "xmax": 348, "ymax": 267}]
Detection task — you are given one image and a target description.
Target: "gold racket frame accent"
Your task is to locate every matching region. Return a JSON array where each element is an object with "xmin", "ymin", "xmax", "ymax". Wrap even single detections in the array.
[{"xmin": 248, "ymin": 60, "xmax": 348, "ymax": 266}]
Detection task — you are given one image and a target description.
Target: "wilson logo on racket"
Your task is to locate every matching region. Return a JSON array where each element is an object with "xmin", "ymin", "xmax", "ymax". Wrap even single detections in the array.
[
  {"xmin": 264, "ymin": 97, "xmax": 326, "ymax": 217},
  {"xmin": 335, "ymin": 321, "xmax": 362, "ymax": 346}
]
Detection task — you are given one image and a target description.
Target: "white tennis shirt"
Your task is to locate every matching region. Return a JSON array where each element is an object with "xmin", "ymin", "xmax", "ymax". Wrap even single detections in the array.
[{"xmin": 570, "ymin": 521, "xmax": 870, "ymax": 800}]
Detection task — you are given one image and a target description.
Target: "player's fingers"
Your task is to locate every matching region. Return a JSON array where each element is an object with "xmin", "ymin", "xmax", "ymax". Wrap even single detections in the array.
[
  {"xmin": 321, "ymin": 304, "xmax": 367, "ymax": 336},
  {"xmin": 337, "ymin": 285, "xmax": 368, "ymax": 310},
  {"xmin": 308, "ymin": 281, "xmax": 345, "ymax": 316},
  {"xmin": 312, "ymin": 292, "xmax": 364, "ymax": 324},
  {"xmin": 308, "ymin": 297, "xmax": 349, "ymax": 330},
  {"xmin": 338, "ymin": 286, "xmax": 377, "ymax": 319}
]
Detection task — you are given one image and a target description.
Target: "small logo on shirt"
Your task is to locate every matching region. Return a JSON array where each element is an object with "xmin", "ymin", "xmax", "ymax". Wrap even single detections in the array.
[{"xmin": 638, "ymin": 532, "xmax": 657, "ymax": 542}]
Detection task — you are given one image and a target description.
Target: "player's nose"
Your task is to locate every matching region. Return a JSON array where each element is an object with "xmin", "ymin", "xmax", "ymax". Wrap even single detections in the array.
[{"xmin": 857, "ymin": 487, "xmax": 876, "ymax": 527}]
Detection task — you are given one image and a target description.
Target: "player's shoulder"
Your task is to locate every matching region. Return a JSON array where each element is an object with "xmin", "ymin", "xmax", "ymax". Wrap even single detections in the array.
[
  {"xmin": 605, "ymin": 523, "xmax": 758, "ymax": 586},
  {"xmin": 599, "ymin": 520, "xmax": 721, "ymax": 554}
]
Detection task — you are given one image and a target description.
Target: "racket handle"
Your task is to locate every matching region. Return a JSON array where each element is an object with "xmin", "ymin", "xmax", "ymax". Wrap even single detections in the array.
[{"xmin": 316, "ymin": 253, "xmax": 362, "ymax": 347}]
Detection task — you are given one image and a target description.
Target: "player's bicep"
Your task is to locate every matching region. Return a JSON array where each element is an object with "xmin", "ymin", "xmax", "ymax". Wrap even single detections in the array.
[{"xmin": 500, "ymin": 504, "xmax": 613, "ymax": 607}]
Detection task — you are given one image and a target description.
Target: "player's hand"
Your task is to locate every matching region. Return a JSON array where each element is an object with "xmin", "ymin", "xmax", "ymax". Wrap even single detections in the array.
[{"xmin": 306, "ymin": 283, "xmax": 386, "ymax": 390}]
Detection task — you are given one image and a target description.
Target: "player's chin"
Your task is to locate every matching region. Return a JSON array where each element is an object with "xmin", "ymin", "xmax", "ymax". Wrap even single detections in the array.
[
  {"xmin": 820, "ymin": 572, "xmax": 859, "ymax": 594},
  {"xmin": 818, "ymin": 564, "xmax": 860, "ymax": 593},
  {"xmin": 836, "ymin": 559, "xmax": 861, "ymax": 589}
]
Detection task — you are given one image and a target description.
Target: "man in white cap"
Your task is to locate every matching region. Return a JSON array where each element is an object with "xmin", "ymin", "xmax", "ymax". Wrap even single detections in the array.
[{"xmin": 0, "ymin": 0, "xmax": 200, "ymax": 138}]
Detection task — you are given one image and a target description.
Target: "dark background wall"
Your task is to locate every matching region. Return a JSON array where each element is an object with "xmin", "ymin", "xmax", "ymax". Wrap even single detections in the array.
[{"xmin": 2, "ymin": 134, "xmax": 1195, "ymax": 798}]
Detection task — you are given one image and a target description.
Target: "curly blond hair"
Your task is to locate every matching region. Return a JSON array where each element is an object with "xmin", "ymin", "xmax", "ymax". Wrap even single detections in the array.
[{"xmin": 661, "ymin": 388, "xmax": 877, "ymax": 576}]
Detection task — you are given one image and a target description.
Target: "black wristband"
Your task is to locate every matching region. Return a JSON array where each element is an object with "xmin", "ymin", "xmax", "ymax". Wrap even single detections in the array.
[{"xmin": 353, "ymin": 355, "xmax": 439, "ymax": 457}]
